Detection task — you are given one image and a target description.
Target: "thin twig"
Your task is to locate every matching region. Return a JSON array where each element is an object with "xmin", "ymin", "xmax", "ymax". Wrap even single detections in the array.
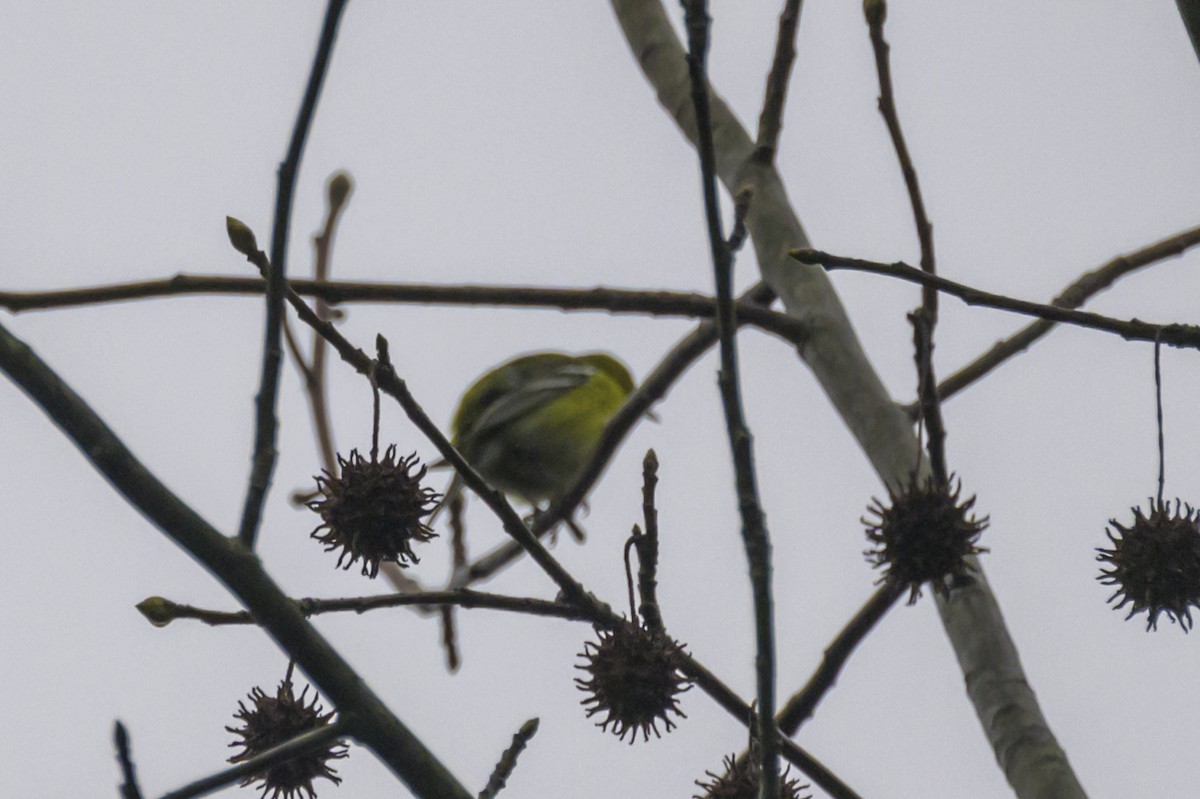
[
  {"xmin": 928, "ymin": 223, "xmax": 1200, "ymax": 407},
  {"xmin": 866, "ymin": 0, "xmax": 936, "ymax": 315},
  {"xmin": 478, "ymin": 719, "xmax": 540, "ymax": 799},
  {"xmin": 159, "ymin": 721, "xmax": 348, "ymax": 799},
  {"xmin": 866, "ymin": 0, "xmax": 948, "ymax": 481},
  {"xmin": 114, "ymin": 722, "xmax": 145, "ymax": 799},
  {"xmin": 440, "ymin": 606, "xmax": 461, "ymax": 672},
  {"xmin": 0, "ymin": 278, "xmax": 808, "ymax": 347},
  {"xmin": 634, "ymin": 449, "xmax": 665, "ymax": 634},
  {"xmin": 682, "ymin": 2, "xmax": 779, "ymax": 794},
  {"xmin": 137, "ymin": 590, "xmax": 590, "ymax": 626},
  {"xmin": 281, "ymin": 316, "xmax": 316, "ymax": 387},
  {"xmin": 624, "ymin": 531, "xmax": 641, "ymax": 622},
  {"xmin": 237, "ymin": 0, "xmax": 349, "ymax": 549},
  {"xmin": 442, "ymin": 490, "xmax": 468, "ymax": 671},
  {"xmin": 910, "ymin": 309, "xmax": 947, "ymax": 483},
  {"xmin": 753, "ymin": 0, "xmax": 804, "ymax": 165},
  {"xmin": 727, "ymin": 187, "xmax": 753, "ymax": 252},
  {"xmin": 776, "ymin": 582, "xmax": 904, "ymax": 735},
  {"xmin": 303, "ymin": 172, "xmax": 354, "ymax": 475},
  {"xmin": 1154, "ymin": 335, "xmax": 1165, "ymax": 507},
  {"xmin": 794, "ymin": 249, "xmax": 1200, "ymax": 349}
]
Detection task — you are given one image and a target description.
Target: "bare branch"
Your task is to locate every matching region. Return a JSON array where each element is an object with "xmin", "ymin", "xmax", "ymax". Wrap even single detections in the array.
[
  {"xmin": 136, "ymin": 590, "xmax": 589, "ymax": 627},
  {"xmin": 113, "ymin": 722, "xmax": 145, "ymax": 799},
  {"xmin": 796, "ymin": 248, "xmax": 1200, "ymax": 350},
  {"xmin": 478, "ymin": 719, "xmax": 540, "ymax": 799},
  {"xmin": 866, "ymin": 0, "xmax": 948, "ymax": 483},
  {"xmin": 159, "ymin": 721, "xmax": 348, "ymax": 799},
  {"xmin": 753, "ymin": 0, "xmax": 804, "ymax": 164},
  {"xmin": 776, "ymin": 583, "xmax": 903, "ymax": 735},
  {"xmin": 0, "ymin": 318, "xmax": 473, "ymax": 799},
  {"xmin": 0, "ymin": 277, "xmax": 809, "ymax": 347},
  {"xmin": 931, "ymin": 224, "xmax": 1200, "ymax": 406},
  {"xmin": 681, "ymin": 2, "xmax": 779, "ymax": 793},
  {"xmin": 237, "ymin": 0, "xmax": 350, "ymax": 550}
]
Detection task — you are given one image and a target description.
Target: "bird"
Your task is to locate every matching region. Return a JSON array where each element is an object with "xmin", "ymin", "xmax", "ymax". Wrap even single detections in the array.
[{"xmin": 444, "ymin": 351, "xmax": 635, "ymax": 532}]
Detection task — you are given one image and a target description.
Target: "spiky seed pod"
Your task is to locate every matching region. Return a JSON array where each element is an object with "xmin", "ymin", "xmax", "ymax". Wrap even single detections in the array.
[
  {"xmin": 863, "ymin": 475, "xmax": 989, "ymax": 603},
  {"xmin": 693, "ymin": 754, "xmax": 810, "ymax": 799},
  {"xmin": 226, "ymin": 675, "xmax": 347, "ymax": 799},
  {"xmin": 308, "ymin": 446, "xmax": 439, "ymax": 578},
  {"xmin": 1097, "ymin": 499, "xmax": 1200, "ymax": 631},
  {"xmin": 575, "ymin": 621, "xmax": 691, "ymax": 743}
]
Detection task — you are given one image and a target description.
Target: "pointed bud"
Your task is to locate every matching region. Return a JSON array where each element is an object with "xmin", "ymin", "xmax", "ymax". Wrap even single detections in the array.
[
  {"xmin": 225, "ymin": 216, "xmax": 259, "ymax": 257},
  {"xmin": 136, "ymin": 596, "xmax": 177, "ymax": 627}
]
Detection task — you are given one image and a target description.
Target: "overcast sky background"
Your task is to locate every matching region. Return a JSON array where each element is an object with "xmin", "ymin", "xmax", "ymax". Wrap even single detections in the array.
[{"xmin": 3, "ymin": 2, "xmax": 1200, "ymax": 798}]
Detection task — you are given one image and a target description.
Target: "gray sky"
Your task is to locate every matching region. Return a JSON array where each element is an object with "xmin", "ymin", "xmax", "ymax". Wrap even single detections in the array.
[{"xmin": 3, "ymin": 2, "xmax": 1200, "ymax": 797}]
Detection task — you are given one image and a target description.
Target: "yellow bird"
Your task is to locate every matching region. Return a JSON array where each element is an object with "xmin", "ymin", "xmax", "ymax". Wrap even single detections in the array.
[{"xmin": 449, "ymin": 351, "xmax": 635, "ymax": 512}]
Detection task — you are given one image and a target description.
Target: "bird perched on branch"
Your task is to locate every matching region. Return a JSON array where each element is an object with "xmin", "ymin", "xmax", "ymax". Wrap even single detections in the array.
[{"xmin": 445, "ymin": 351, "xmax": 635, "ymax": 533}]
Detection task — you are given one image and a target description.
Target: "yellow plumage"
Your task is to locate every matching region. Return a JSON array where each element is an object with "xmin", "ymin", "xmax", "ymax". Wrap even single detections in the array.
[{"xmin": 450, "ymin": 351, "xmax": 634, "ymax": 508}]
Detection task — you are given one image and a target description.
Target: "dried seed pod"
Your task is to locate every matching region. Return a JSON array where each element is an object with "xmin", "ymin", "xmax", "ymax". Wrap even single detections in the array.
[
  {"xmin": 693, "ymin": 753, "xmax": 810, "ymax": 799},
  {"xmin": 575, "ymin": 621, "xmax": 690, "ymax": 743},
  {"xmin": 1097, "ymin": 498, "xmax": 1200, "ymax": 631},
  {"xmin": 863, "ymin": 475, "xmax": 988, "ymax": 603},
  {"xmin": 227, "ymin": 673, "xmax": 347, "ymax": 799},
  {"xmin": 308, "ymin": 446, "xmax": 439, "ymax": 578}
]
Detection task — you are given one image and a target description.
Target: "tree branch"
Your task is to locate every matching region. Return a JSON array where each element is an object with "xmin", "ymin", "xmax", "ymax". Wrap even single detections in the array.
[
  {"xmin": 929, "ymin": 223, "xmax": 1200, "ymax": 407},
  {"xmin": 237, "ymin": 0, "xmax": 348, "ymax": 549},
  {"xmin": 478, "ymin": 719, "xmax": 540, "ymax": 799},
  {"xmin": 113, "ymin": 722, "xmax": 145, "ymax": 799},
  {"xmin": 137, "ymin": 590, "xmax": 589, "ymax": 626},
  {"xmin": 796, "ymin": 248, "xmax": 1200, "ymax": 350},
  {"xmin": 1176, "ymin": 0, "xmax": 1200, "ymax": 66},
  {"xmin": 753, "ymin": 0, "xmax": 804, "ymax": 165},
  {"xmin": 776, "ymin": 583, "xmax": 903, "ymax": 735},
  {"xmin": 159, "ymin": 721, "xmax": 349, "ymax": 799},
  {"xmin": 611, "ymin": 2, "xmax": 1087, "ymax": 795},
  {"xmin": 0, "ymin": 319, "xmax": 473, "ymax": 799},
  {"xmin": 301, "ymin": 172, "xmax": 355, "ymax": 477},
  {"xmin": 681, "ymin": 3, "xmax": 779, "ymax": 793},
  {"xmin": 0, "ymin": 277, "xmax": 809, "ymax": 346},
  {"xmin": 865, "ymin": 0, "xmax": 947, "ymax": 484}
]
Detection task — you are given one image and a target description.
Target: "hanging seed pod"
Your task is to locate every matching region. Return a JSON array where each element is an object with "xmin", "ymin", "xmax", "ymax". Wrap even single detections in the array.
[
  {"xmin": 693, "ymin": 752, "xmax": 810, "ymax": 799},
  {"xmin": 575, "ymin": 621, "xmax": 691, "ymax": 743},
  {"xmin": 308, "ymin": 446, "xmax": 439, "ymax": 578},
  {"xmin": 226, "ymin": 673, "xmax": 347, "ymax": 799},
  {"xmin": 863, "ymin": 475, "xmax": 988, "ymax": 603},
  {"xmin": 1097, "ymin": 498, "xmax": 1200, "ymax": 631}
]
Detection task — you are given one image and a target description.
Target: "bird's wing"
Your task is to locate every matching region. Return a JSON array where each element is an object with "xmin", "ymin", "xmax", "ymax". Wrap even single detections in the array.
[{"xmin": 464, "ymin": 362, "xmax": 596, "ymax": 441}]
